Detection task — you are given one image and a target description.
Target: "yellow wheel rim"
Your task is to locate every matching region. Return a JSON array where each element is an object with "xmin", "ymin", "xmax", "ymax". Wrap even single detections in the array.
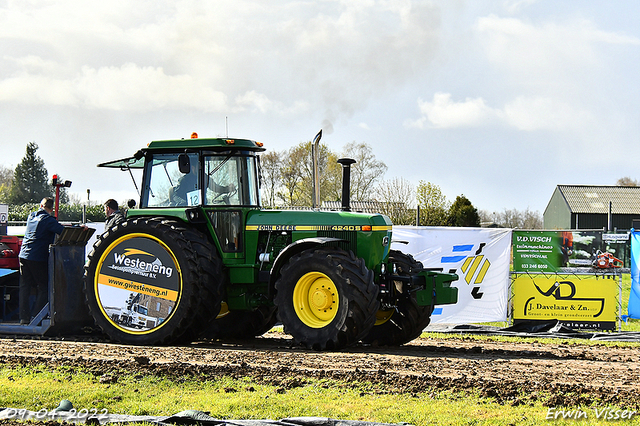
[
  {"xmin": 293, "ymin": 272, "xmax": 339, "ymax": 328},
  {"xmin": 216, "ymin": 301, "xmax": 230, "ymax": 320},
  {"xmin": 374, "ymin": 309, "xmax": 395, "ymax": 326}
]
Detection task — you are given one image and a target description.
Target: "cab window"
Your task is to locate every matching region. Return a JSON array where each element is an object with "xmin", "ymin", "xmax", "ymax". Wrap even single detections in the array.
[{"xmin": 142, "ymin": 153, "xmax": 200, "ymax": 207}]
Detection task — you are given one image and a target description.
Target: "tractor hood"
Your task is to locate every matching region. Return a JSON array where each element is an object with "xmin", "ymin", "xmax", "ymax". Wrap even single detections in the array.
[{"xmin": 245, "ymin": 209, "xmax": 393, "ymax": 231}]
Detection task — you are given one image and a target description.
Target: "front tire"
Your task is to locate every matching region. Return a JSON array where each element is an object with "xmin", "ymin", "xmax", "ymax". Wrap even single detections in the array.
[
  {"xmin": 84, "ymin": 218, "xmax": 223, "ymax": 345},
  {"xmin": 361, "ymin": 250, "xmax": 433, "ymax": 346},
  {"xmin": 274, "ymin": 247, "xmax": 378, "ymax": 350}
]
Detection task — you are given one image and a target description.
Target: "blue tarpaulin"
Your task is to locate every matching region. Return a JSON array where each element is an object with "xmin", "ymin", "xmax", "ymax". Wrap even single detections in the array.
[{"xmin": 628, "ymin": 230, "xmax": 640, "ymax": 319}]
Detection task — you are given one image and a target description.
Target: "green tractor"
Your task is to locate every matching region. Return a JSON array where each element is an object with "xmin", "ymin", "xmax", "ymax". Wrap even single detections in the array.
[{"xmin": 84, "ymin": 133, "xmax": 458, "ymax": 350}]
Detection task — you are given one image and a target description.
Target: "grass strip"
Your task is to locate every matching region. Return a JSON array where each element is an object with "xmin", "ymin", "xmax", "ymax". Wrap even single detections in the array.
[{"xmin": 1, "ymin": 362, "xmax": 639, "ymax": 426}]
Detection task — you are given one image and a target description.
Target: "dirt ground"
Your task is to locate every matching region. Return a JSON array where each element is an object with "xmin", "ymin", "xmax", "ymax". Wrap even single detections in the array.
[{"xmin": 1, "ymin": 331, "xmax": 639, "ymax": 413}]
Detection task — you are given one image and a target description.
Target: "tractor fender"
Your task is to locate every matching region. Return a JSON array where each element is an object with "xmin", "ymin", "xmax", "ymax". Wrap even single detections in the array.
[{"xmin": 268, "ymin": 237, "xmax": 346, "ymax": 294}]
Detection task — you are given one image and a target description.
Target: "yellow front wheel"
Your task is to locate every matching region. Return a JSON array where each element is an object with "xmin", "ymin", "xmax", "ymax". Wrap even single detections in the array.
[
  {"xmin": 374, "ymin": 309, "xmax": 395, "ymax": 326},
  {"xmin": 293, "ymin": 272, "xmax": 339, "ymax": 328},
  {"xmin": 274, "ymin": 247, "xmax": 378, "ymax": 350},
  {"xmin": 362, "ymin": 250, "xmax": 433, "ymax": 346}
]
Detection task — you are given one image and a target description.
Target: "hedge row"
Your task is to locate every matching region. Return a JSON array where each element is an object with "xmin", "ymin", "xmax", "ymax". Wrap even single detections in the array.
[{"xmin": 9, "ymin": 203, "xmax": 108, "ymax": 223}]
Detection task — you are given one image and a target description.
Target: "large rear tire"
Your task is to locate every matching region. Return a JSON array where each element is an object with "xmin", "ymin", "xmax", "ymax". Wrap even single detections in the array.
[
  {"xmin": 274, "ymin": 247, "xmax": 378, "ymax": 350},
  {"xmin": 84, "ymin": 218, "xmax": 223, "ymax": 345},
  {"xmin": 361, "ymin": 250, "xmax": 433, "ymax": 346}
]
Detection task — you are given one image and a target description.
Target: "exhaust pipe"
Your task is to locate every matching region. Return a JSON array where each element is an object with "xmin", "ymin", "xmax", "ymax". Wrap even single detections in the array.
[
  {"xmin": 337, "ymin": 158, "xmax": 356, "ymax": 211},
  {"xmin": 311, "ymin": 130, "xmax": 322, "ymax": 209}
]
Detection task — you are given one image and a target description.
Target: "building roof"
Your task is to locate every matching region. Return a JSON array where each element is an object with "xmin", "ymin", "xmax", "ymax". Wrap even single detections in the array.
[
  {"xmin": 321, "ymin": 200, "xmax": 390, "ymax": 213},
  {"xmin": 554, "ymin": 185, "xmax": 640, "ymax": 214}
]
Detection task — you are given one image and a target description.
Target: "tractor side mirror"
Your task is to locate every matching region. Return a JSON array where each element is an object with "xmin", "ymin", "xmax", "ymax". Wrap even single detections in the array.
[{"xmin": 178, "ymin": 153, "xmax": 191, "ymax": 174}]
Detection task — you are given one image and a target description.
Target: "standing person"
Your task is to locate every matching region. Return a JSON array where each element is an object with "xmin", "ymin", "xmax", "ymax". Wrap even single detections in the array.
[
  {"xmin": 104, "ymin": 199, "xmax": 125, "ymax": 230},
  {"xmin": 18, "ymin": 197, "xmax": 64, "ymax": 324}
]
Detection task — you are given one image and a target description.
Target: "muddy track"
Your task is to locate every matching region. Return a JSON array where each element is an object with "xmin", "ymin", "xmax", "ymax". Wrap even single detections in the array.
[{"xmin": 1, "ymin": 332, "xmax": 639, "ymax": 410}]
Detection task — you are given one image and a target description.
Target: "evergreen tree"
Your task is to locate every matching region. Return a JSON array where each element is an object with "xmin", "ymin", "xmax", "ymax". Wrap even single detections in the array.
[
  {"xmin": 448, "ymin": 195, "xmax": 480, "ymax": 227},
  {"xmin": 9, "ymin": 142, "xmax": 52, "ymax": 204}
]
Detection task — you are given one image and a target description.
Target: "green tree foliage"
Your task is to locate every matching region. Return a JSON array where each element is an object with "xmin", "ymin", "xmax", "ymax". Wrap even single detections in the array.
[
  {"xmin": 416, "ymin": 181, "xmax": 449, "ymax": 226},
  {"xmin": 9, "ymin": 202, "xmax": 107, "ymax": 222},
  {"xmin": 269, "ymin": 140, "xmax": 386, "ymax": 208},
  {"xmin": 448, "ymin": 195, "xmax": 480, "ymax": 227},
  {"xmin": 9, "ymin": 142, "xmax": 52, "ymax": 204},
  {"xmin": 277, "ymin": 141, "xmax": 341, "ymax": 207},
  {"xmin": 51, "ymin": 175, "xmax": 70, "ymax": 204},
  {"xmin": 0, "ymin": 164, "xmax": 13, "ymax": 202}
]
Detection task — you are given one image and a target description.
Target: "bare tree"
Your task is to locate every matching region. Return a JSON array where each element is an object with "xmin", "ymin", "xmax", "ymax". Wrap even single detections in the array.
[
  {"xmin": 479, "ymin": 208, "xmax": 542, "ymax": 229},
  {"xmin": 617, "ymin": 176, "xmax": 639, "ymax": 186},
  {"xmin": 341, "ymin": 142, "xmax": 387, "ymax": 201},
  {"xmin": 521, "ymin": 207, "xmax": 543, "ymax": 229},
  {"xmin": 260, "ymin": 150, "xmax": 282, "ymax": 208},
  {"xmin": 377, "ymin": 177, "xmax": 415, "ymax": 225}
]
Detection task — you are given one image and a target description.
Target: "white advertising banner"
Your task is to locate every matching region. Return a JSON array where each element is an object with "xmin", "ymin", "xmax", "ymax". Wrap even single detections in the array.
[{"xmin": 392, "ymin": 226, "xmax": 512, "ymax": 324}]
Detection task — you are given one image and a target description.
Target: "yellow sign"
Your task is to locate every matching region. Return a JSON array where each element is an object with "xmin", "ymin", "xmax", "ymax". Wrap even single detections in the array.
[
  {"xmin": 97, "ymin": 273, "xmax": 179, "ymax": 302},
  {"xmin": 513, "ymin": 275, "xmax": 617, "ymax": 324}
]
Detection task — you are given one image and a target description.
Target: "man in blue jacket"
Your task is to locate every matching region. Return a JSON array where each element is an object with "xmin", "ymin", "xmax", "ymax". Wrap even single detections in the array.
[{"xmin": 18, "ymin": 197, "xmax": 64, "ymax": 324}]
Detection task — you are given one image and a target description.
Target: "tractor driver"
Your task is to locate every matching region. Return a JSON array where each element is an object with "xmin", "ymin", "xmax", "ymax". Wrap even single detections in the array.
[
  {"xmin": 171, "ymin": 163, "xmax": 236, "ymax": 206},
  {"xmin": 170, "ymin": 165, "xmax": 198, "ymax": 206}
]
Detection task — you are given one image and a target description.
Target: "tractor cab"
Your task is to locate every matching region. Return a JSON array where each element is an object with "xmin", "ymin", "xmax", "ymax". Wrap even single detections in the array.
[
  {"xmin": 98, "ymin": 135, "xmax": 265, "ymax": 211},
  {"xmin": 141, "ymin": 151, "xmax": 260, "ymax": 208}
]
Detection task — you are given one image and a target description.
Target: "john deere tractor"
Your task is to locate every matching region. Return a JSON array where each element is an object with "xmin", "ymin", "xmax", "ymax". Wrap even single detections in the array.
[{"xmin": 84, "ymin": 133, "xmax": 458, "ymax": 350}]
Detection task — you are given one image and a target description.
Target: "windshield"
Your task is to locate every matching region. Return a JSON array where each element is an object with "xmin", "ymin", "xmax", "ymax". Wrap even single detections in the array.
[
  {"xmin": 142, "ymin": 153, "xmax": 199, "ymax": 208},
  {"xmin": 134, "ymin": 305, "xmax": 148, "ymax": 315},
  {"xmin": 204, "ymin": 155, "xmax": 260, "ymax": 207},
  {"xmin": 141, "ymin": 152, "xmax": 260, "ymax": 208}
]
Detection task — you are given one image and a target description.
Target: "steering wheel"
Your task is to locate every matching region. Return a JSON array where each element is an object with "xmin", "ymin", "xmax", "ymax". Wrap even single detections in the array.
[{"xmin": 210, "ymin": 187, "xmax": 237, "ymax": 205}]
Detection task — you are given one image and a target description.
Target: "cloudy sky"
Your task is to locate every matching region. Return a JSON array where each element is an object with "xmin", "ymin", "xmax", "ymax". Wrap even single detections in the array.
[{"xmin": 1, "ymin": 0, "xmax": 638, "ymax": 215}]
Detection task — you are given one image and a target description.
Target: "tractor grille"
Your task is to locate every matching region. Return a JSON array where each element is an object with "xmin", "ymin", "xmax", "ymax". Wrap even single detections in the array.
[{"xmin": 317, "ymin": 231, "xmax": 357, "ymax": 254}]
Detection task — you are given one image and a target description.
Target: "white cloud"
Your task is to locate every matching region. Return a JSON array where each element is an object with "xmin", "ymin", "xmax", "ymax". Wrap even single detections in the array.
[
  {"xmin": 503, "ymin": 0, "xmax": 538, "ymax": 14},
  {"xmin": 0, "ymin": 63, "xmax": 229, "ymax": 111},
  {"xmin": 406, "ymin": 92, "xmax": 593, "ymax": 133},
  {"xmin": 0, "ymin": 0, "xmax": 443, "ymax": 124},
  {"xmin": 475, "ymin": 14, "xmax": 640, "ymax": 87},
  {"xmin": 235, "ymin": 90, "xmax": 309, "ymax": 115},
  {"xmin": 0, "ymin": 75, "xmax": 76, "ymax": 106},
  {"xmin": 406, "ymin": 92, "xmax": 500, "ymax": 129},
  {"xmin": 503, "ymin": 96, "xmax": 593, "ymax": 132},
  {"xmin": 76, "ymin": 64, "xmax": 229, "ymax": 111}
]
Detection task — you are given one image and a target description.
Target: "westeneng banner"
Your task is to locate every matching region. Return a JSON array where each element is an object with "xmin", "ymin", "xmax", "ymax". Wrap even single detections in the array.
[
  {"xmin": 392, "ymin": 226, "xmax": 512, "ymax": 324},
  {"xmin": 512, "ymin": 274, "xmax": 618, "ymax": 330}
]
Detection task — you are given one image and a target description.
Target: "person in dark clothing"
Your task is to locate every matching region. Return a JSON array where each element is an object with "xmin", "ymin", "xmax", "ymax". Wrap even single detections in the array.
[
  {"xmin": 104, "ymin": 199, "xmax": 125, "ymax": 230},
  {"xmin": 171, "ymin": 168, "xmax": 198, "ymax": 206},
  {"xmin": 18, "ymin": 197, "xmax": 64, "ymax": 324}
]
